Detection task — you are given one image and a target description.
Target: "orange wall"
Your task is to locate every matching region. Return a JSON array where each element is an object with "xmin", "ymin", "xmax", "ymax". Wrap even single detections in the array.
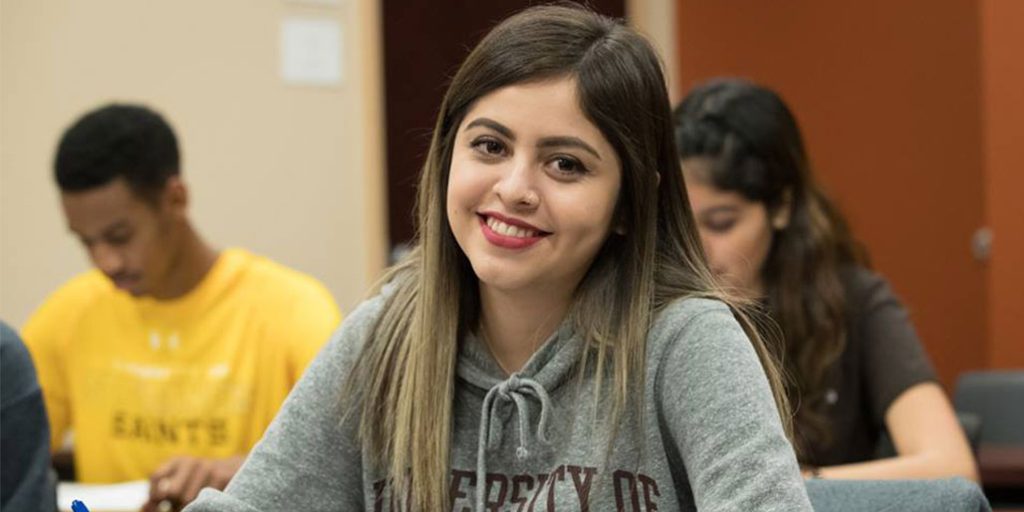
[
  {"xmin": 675, "ymin": 1, "xmax": 990, "ymax": 389},
  {"xmin": 981, "ymin": 0, "xmax": 1024, "ymax": 369}
]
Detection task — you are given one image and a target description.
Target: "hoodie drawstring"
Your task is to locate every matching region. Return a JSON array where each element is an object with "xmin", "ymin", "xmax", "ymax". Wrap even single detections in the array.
[{"xmin": 474, "ymin": 373, "xmax": 552, "ymax": 511}]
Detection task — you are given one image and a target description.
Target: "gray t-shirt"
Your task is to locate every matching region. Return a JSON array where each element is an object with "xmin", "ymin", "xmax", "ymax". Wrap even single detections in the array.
[
  {"xmin": 186, "ymin": 291, "xmax": 811, "ymax": 511},
  {"xmin": 802, "ymin": 267, "xmax": 937, "ymax": 466}
]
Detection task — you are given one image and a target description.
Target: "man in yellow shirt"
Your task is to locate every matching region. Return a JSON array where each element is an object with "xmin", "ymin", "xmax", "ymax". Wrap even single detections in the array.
[{"xmin": 22, "ymin": 104, "xmax": 342, "ymax": 509}]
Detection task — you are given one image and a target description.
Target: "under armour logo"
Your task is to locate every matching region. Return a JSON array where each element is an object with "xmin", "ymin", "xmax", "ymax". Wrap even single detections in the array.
[{"xmin": 148, "ymin": 330, "xmax": 182, "ymax": 351}]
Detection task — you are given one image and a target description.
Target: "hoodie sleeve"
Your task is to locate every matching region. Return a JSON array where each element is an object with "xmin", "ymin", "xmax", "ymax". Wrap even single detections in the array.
[
  {"xmin": 184, "ymin": 293, "xmax": 387, "ymax": 512},
  {"xmin": 654, "ymin": 299, "xmax": 812, "ymax": 511}
]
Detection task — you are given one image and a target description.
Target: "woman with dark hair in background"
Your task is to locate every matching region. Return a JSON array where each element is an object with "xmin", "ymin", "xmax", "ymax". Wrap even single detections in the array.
[
  {"xmin": 187, "ymin": 6, "xmax": 812, "ymax": 511},
  {"xmin": 674, "ymin": 78, "xmax": 977, "ymax": 481}
]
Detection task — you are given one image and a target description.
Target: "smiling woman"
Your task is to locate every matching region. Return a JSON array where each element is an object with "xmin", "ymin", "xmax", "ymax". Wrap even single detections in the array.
[
  {"xmin": 447, "ymin": 78, "xmax": 623, "ymax": 371},
  {"xmin": 185, "ymin": 5, "xmax": 812, "ymax": 511}
]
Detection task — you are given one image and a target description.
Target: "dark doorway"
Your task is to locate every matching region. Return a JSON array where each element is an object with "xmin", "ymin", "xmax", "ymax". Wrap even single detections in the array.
[{"xmin": 382, "ymin": 0, "xmax": 627, "ymax": 258}]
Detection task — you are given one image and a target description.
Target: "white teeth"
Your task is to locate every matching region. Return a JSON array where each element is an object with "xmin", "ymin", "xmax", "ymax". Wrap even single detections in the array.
[{"xmin": 486, "ymin": 216, "xmax": 538, "ymax": 238}]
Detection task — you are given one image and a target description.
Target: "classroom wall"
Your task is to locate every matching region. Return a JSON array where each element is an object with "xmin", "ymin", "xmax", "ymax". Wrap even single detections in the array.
[
  {"xmin": 0, "ymin": 0, "xmax": 387, "ymax": 327},
  {"xmin": 675, "ymin": 0, "xmax": 993, "ymax": 389},
  {"xmin": 981, "ymin": 0, "xmax": 1024, "ymax": 368}
]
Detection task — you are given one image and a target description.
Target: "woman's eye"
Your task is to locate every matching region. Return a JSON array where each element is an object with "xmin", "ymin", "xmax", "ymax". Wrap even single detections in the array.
[
  {"xmin": 551, "ymin": 156, "xmax": 586, "ymax": 176},
  {"xmin": 704, "ymin": 218, "xmax": 736, "ymax": 233},
  {"xmin": 472, "ymin": 138, "xmax": 506, "ymax": 157}
]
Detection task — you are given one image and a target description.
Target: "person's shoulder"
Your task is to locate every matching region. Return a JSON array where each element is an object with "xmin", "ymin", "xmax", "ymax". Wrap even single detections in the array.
[
  {"xmin": 340, "ymin": 279, "xmax": 400, "ymax": 335},
  {"xmin": 1, "ymin": 321, "xmax": 39, "ymax": 405},
  {"xmin": 1, "ymin": 321, "xmax": 29, "ymax": 364},
  {"xmin": 838, "ymin": 265, "xmax": 901, "ymax": 313},
  {"xmin": 653, "ymin": 296, "xmax": 733, "ymax": 330},
  {"xmin": 230, "ymin": 249, "xmax": 325, "ymax": 290},
  {"xmin": 648, "ymin": 296, "xmax": 737, "ymax": 350},
  {"xmin": 24, "ymin": 270, "xmax": 111, "ymax": 331},
  {"xmin": 313, "ymin": 279, "xmax": 401, "ymax": 366},
  {"xmin": 839, "ymin": 265, "xmax": 886, "ymax": 294},
  {"xmin": 42, "ymin": 270, "xmax": 112, "ymax": 306},
  {"xmin": 646, "ymin": 295, "xmax": 767, "ymax": 396},
  {"xmin": 228, "ymin": 249, "xmax": 337, "ymax": 306}
]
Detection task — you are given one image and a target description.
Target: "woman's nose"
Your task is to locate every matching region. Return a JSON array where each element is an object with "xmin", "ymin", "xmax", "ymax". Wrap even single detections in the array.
[{"xmin": 494, "ymin": 160, "xmax": 539, "ymax": 209}]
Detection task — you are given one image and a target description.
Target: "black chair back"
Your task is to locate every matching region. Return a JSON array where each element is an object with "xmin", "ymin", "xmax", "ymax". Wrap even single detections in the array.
[{"xmin": 954, "ymin": 370, "xmax": 1024, "ymax": 445}]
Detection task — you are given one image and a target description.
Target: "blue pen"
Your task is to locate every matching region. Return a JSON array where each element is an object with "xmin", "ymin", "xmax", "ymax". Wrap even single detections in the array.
[{"xmin": 71, "ymin": 500, "xmax": 90, "ymax": 512}]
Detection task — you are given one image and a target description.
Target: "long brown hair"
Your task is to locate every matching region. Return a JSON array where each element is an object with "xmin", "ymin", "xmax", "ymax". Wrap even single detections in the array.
[
  {"xmin": 674, "ymin": 78, "xmax": 866, "ymax": 459},
  {"xmin": 346, "ymin": 10, "xmax": 793, "ymax": 509}
]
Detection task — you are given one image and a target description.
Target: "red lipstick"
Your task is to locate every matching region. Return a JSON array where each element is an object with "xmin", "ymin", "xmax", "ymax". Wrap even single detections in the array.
[{"xmin": 478, "ymin": 213, "xmax": 548, "ymax": 249}]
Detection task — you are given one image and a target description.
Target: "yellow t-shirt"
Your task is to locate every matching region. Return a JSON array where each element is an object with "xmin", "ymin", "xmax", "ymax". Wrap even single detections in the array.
[{"xmin": 22, "ymin": 248, "xmax": 341, "ymax": 483}]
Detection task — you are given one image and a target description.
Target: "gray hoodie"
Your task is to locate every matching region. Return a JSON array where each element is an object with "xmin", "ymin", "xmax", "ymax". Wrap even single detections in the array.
[{"xmin": 185, "ymin": 290, "xmax": 812, "ymax": 511}]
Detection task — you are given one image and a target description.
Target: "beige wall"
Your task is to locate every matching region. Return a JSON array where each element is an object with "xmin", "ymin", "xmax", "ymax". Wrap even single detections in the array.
[{"xmin": 0, "ymin": 0, "xmax": 386, "ymax": 327}]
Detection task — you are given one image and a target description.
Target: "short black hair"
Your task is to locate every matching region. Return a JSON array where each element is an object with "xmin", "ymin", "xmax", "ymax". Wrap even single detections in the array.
[{"xmin": 54, "ymin": 103, "xmax": 180, "ymax": 201}]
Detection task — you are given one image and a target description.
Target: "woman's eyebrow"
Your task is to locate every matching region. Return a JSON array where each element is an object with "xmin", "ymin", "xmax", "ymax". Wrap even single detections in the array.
[
  {"xmin": 700, "ymin": 205, "xmax": 739, "ymax": 216},
  {"xmin": 465, "ymin": 117, "xmax": 602, "ymax": 160},
  {"xmin": 465, "ymin": 118, "xmax": 514, "ymax": 140},
  {"xmin": 537, "ymin": 136, "xmax": 601, "ymax": 161}
]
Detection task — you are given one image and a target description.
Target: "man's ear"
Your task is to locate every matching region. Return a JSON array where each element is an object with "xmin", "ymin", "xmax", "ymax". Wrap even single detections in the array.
[
  {"xmin": 161, "ymin": 175, "xmax": 189, "ymax": 217},
  {"xmin": 771, "ymin": 188, "xmax": 793, "ymax": 230}
]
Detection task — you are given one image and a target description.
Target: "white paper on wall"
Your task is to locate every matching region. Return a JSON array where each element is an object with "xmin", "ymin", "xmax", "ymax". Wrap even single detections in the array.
[{"xmin": 280, "ymin": 18, "xmax": 343, "ymax": 86}]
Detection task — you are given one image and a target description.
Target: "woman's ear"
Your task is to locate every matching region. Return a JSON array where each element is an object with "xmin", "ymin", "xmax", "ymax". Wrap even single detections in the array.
[
  {"xmin": 771, "ymin": 188, "xmax": 793, "ymax": 230},
  {"xmin": 611, "ymin": 205, "xmax": 627, "ymax": 235},
  {"xmin": 612, "ymin": 171, "xmax": 660, "ymax": 236}
]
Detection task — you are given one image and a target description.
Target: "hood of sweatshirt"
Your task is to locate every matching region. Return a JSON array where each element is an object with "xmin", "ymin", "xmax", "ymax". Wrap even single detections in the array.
[{"xmin": 454, "ymin": 320, "xmax": 586, "ymax": 510}]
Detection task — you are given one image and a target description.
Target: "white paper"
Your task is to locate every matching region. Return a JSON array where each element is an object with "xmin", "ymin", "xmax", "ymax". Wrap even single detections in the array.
[
  {"xmin": 280, "ymin": 18, "xmax": 343, "ymax": 86},
  {"xmin": 57, "ymin": 480, "xmax": 150, "ymax": 511}
]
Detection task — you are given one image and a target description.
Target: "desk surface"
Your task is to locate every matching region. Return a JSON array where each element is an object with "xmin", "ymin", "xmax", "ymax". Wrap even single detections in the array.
[{"xmin": 57, "ymin": 480, "xmax": 149, "ymax": 512}]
